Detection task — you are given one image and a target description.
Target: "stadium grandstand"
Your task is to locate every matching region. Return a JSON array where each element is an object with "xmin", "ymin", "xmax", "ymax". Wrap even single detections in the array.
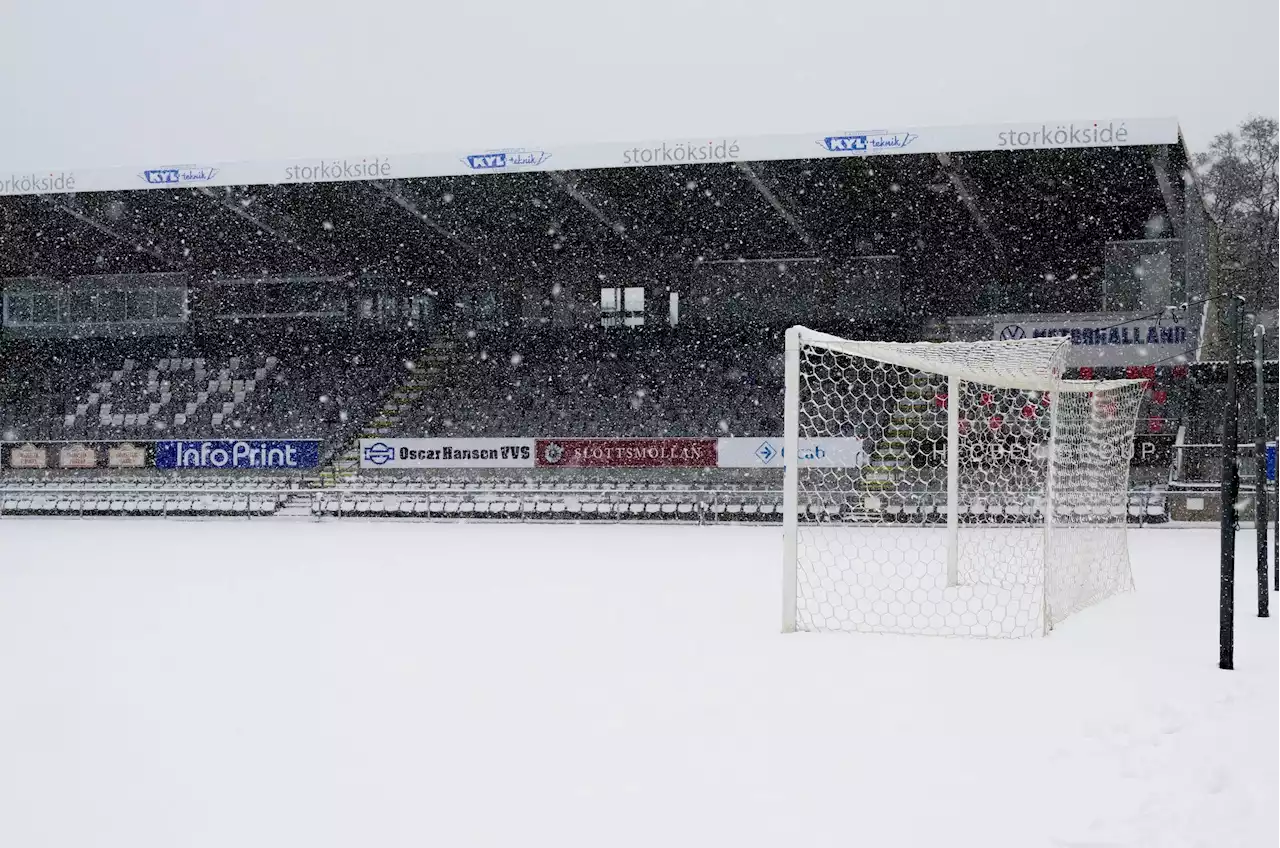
[{"xmin": 1, "ymin": 118, "xmax": 1275, "ymax": 521}]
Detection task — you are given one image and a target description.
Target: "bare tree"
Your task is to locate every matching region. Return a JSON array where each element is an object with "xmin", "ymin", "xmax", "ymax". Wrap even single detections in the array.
[{"xmin": 1195, "ymin": 117, "xmax": 1279, "ymax": 309}]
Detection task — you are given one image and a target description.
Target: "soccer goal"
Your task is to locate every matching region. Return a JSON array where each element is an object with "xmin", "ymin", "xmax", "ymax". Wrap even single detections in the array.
[{"xmin": 781, "ymin": 326, "xmax": 1146, "ymax": 638}]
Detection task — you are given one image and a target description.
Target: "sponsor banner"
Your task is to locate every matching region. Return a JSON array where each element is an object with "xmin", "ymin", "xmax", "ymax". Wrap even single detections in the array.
[
  {"xmin": 0, "ymin": 171, "xmax": 77, "ymax": 195},
  {"xmin": 139, "ymin": 166, "xmax": 219, "ymax": 186},
  {"xmin": 717, "ymin": 438, "xmax": 869, "ymax": 468},
  {"xmin": 461, "ymin": 149, "xmax": 552, "ymax": 171},
  {"xmin": 950, "ymin": 311, "xmax": 1197, "ymax": 367},
  {"xmin": 359, "ymin": 438, "xmax": 535, "ymax": 469},
  {"xmin": 620, "ymin": 139, "xmax": 742, "ymax": 166},
  {"xmin": 154, "ymin": 440, "xmax": 319, "ymax": 470},
  {"xmin": 536, "ymin": 438, "xmax": 718, "ymax": 468},
  {"xmin": 59, "ymin": 443, "xmax": 98, "ymax": 469},
  {"xmin": 3, "ymin": 118, "xmax": 1178, "ymax": 196},
  {"xmin": 3, "ymin": 442, "xmax": 49, "ymax": 469},
  {"xmin": 344, "ymin": 434, "xmax": 1175, "ymax": 471},
  {"xmin": 818, "ymin": 132, "xmax": 919, "ymax": 155},
  {"xmin": 282, "ymin": 157, "xmax": 394, "ymax": 183},
  {"xmin": 1, "ymin": 441, "xmax": 154, "ymax": 469}
]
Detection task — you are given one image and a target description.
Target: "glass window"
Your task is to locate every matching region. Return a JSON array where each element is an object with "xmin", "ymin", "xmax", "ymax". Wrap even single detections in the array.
[
  {"xmin": 155, "ymin": 288, "xmax": 185, "ymax": 319},
  {"xmin": 410, "ymin": 295, "xmax": 433, "ymax": 323},
  {"xmin": 600, "ymin": 287, "xmax": 620, "ymax": 327},
  {"xmin": 601, "ymin": 286, "xmax": 645, "ymax": 328},
  {"xmin": 126, "ymin": 290, "xmax": 156, "ymax": 321},
  {"xmin": 31, "ymin": 292, "xmax": 61, "ymax": 324},
  {"xmin": 99, "ymin": 290, "xmax": 126, "ymax": 322},
  {"xmin": 69, "ymin": 292, "xmax": 95, "ymax": 322},
  {"xmin": 4, "ymin": 293, "xmax": 33, "ymax": 325},
  {"xmin": 623, "ymin": 286, "xmax": 645, "ymax": 327}
]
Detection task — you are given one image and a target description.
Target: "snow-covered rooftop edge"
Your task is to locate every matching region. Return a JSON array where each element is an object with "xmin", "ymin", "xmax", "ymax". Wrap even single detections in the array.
[{"xmin": 0, "ymin": 116, "xmax": 1180, "ymax": 198}]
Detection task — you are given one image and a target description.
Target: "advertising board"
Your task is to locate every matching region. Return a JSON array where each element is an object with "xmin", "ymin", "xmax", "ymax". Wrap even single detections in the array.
[
  {"xmin": 359, "ymin": 438, "xmax": 535, "ymax": 469},
  {"xmin": 534, "ymin": 438, "xmax": 718, "ymax": 468},
  {"xmin": 1, "ymin": 441, "xmax": 153, "ymax": 469},
  {"xmin": 357, "ymin": 437, "xmax": 871, "ymax": 469},
  {"xmin": 1, "ymin": 119, "xmax": 1178, "ymax": 198},
  {"xmin": 717, "ymin": 438, "xmax": 869, "ymax": 468},
  {"xmin": 154, "ymin": 440, "xmax": 319, "ymax": 470},
  {"xmin": 949, "ymin": 311, "xmax": 1197, "ymax": 367}
]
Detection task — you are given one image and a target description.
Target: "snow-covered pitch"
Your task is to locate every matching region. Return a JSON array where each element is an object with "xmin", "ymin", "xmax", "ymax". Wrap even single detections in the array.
[{"xmin": 0, "ymin": 520, "xmax": 1274, "ymax": 848}]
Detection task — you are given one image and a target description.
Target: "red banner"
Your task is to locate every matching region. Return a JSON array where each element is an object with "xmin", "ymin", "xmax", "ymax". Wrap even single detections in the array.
[{"xmin": 535, "ymin": 438, "xmax": 719, "ymax": 468}]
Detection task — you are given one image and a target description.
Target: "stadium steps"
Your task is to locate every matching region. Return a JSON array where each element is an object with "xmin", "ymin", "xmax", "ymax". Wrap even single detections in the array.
[
  {"xmin": 320, "ymin": 453, "xmax": 362, "ymax": 485},
  {"xmin": 275, "ymin": 492, "xmax": 315, "ymax": 517},
  {"xmin": 319, "ymin": 339, "xmax": 457, "ymax": 486}
]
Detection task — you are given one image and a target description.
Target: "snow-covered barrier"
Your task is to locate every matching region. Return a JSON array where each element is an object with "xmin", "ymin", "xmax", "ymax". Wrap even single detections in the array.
[
  {"xmin": 0, "ymin": 486, "xmax": 286, "ymax": 517},
  {"xmin": 0, "ymin": 479, "xmax": 1169, "ymax": 522},
  {"xmin": 306, "ymin": 485, "xmax": 1170, "ymax": 524}
]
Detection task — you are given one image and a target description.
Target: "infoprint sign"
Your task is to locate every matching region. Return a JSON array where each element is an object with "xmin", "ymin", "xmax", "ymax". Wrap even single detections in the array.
[{"xmin": 154, "ymin": 440, "xmax": 319, "ymax": 470}]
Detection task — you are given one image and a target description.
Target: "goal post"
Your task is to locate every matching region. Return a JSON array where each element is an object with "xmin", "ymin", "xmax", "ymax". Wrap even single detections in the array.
[
  {"xmin": 946, "ymin": 372, "xmax": 961, "ymax": 588},
  {"xmin": 781, "ymin": 326, "xmax": 1146, "ymax": 637},
  {"xmin": 782, "ymin": 326, "xmax": 801, "ymax": 632}
]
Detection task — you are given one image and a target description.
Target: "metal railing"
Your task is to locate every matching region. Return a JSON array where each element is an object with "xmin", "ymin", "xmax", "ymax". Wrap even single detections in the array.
[
  {"xmin": 3, "ymin": 484, "xmax": 1232, "ymax": 527},
  {"xmin": 0, "ymin": 486, "xmax": 286, "ymax": 517}
]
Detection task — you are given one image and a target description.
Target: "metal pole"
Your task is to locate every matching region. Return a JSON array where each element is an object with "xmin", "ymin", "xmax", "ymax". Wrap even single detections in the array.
[
  {"xmin": 1255, "ymin": 324, "xmax": 1269, "ymax": 617},
  {"xmin": 781, "ymin": 326, "xmax": 801, "ymax": 632},
  {"xmin": 946, "ymin": 375, "xmax": 960, "ymax": 587},
  {"xmin": 1219, "ymin": 295, "xmax": 1241, "ymax": 670}
]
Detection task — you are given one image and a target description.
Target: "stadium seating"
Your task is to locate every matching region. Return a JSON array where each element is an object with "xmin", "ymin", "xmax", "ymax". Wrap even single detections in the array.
[
  {"xmin": 2, "ymin": 327, "xmax": 1272, "ymax": 529},
  {"xmin": 390, "ymin": 335, "xmax": 784, "ymax": 438},
  {"xmin": 0, "ymin": 340, "xmax": 399, "ymax": 451}
]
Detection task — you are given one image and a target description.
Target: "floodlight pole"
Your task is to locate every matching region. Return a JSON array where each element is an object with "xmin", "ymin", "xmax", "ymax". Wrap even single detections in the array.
[
  {"xmin": 1219, "ymin": 295, "xmax": 1242, "ymax": 669},
  {"xmin": 1255, "ymin": 324, "xmax": 1269, "ymax": 617}
]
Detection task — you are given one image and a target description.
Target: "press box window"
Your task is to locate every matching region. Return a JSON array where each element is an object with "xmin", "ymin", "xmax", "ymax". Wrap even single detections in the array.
[
  {"xmin": 31, "ymin": 292, "xmax": 62, "ymax": 323},
  {"xmin": 4, "ymin": 293, "xmax": 33, "ymax": 325},
  {"xmin": 155, "ymin": 289, "xmax": 186, "ymax": 319},
  {"xmin": 601, "ymin": 286, "xmax": 645, "ymax": 328}
]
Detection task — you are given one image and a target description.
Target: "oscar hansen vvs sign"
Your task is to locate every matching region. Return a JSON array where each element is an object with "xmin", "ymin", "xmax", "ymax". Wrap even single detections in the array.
[{"xmin": 359, "ymin": 439, "xmax": 536, "ymax": 469}]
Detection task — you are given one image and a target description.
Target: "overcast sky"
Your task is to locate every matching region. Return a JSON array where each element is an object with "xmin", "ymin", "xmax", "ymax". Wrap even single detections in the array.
[{"xmin": 0, "ymin": 0, "xmax": 1276, "ymax": 171}]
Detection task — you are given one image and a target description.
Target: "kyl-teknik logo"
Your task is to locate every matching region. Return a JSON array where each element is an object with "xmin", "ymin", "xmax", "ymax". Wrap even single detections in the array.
[
  {"xmin": 819, "ymin": 132, "xmax": 919, "ymax": 154},
  {"xmin": 462, "ymin": 149, "xmax": 552, "ymax": 170},
  {"xmin": 140, "ymin": 166, "xmax": 219, "ymax": 186}
]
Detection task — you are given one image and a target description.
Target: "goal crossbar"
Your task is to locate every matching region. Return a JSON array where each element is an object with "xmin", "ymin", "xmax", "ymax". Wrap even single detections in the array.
[{"xmin": 782, "ymin": 326, "xmax": 1146, "ymax": 638}]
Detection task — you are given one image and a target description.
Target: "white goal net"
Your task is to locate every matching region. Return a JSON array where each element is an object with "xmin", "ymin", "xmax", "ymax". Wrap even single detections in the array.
[{"xmin": 781, "ymin": 326, "xmax": 1146, "ymax": 638}]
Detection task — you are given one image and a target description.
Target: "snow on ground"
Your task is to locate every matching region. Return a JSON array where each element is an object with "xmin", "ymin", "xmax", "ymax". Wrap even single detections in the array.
[{"xmin": 0, "ymin": 519, "xmax": 1274, "ymax": 848}]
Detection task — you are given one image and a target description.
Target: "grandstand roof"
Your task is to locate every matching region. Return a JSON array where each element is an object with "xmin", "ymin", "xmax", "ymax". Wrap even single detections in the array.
[{"xmin": 0, "ymin": 117, "xmax": 1194, "ymax": 319}]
